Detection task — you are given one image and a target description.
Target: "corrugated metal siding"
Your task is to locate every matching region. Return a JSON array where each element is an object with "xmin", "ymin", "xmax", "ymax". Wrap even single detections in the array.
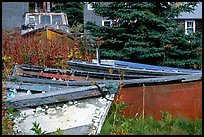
[{"xmin": 2, "ymin": 2, "xmax": 29, "ymax": 29}]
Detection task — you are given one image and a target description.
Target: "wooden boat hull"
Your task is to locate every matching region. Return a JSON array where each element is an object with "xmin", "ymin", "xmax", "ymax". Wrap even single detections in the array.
[
  {"xmin": 3, "ymin": 84, "xmax": 107, "ymax": 109},
  {"xmin": 12, "ymin": 64, "xmax": 159, "ymax": 81},
  {"xmin": 67, "ymin": 60, "xmax": 201, "ymax": 76},
  {"xmin": 21, "ymin": 26, "xmax": 75, "ymax": 46},
  {"xmin": 7, "ymin": 63, "xmax": 202, "ymax": 120},
  {"xmin": 116, "ymin": 80, "xmax": 202, "ymax": 120}
]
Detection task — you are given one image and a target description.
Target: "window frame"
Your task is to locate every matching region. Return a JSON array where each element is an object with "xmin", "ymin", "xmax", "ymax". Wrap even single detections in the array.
[
  {"xmin": 185, "ymin": 20, "xmax": 195, "ymax": 34},
  {"xmin": 87, "ymin": 2, "xmax": 95, "ymax": 10},
  {"xmin": 102, "ymin": 20, "xmax": 112, "ymax": 27}
]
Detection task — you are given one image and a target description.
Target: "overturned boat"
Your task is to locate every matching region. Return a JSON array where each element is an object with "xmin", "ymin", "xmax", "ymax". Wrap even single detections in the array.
[
  {"xmin": 66, "ymin": 59, "xmax": 202, "ymax": 120},
  {"xmin": 67, "ymin": 59, "xmax": 201, "ymax": 76},
  {"xmin": 3, "ymin": 60, "xmax": 202, "ymax": 135},
  {"xmin": 3, "ymin": 64, "xmax": 121, "ymax": 135},
  {"xmin": 6, "ymin": 60, "xmax": 202, "ymax": 120}
]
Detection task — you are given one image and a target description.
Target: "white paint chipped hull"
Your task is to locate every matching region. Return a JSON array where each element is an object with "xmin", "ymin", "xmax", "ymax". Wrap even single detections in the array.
[{"xmin": 13, "ymin": 94, "xmax": 114, "ymax": 135}]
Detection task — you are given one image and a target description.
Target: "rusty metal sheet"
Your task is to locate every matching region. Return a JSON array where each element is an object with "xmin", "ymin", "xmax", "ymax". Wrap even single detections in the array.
[{"xmin": 117, "ymin": 80, "xmax": 202, "ymax": 120}]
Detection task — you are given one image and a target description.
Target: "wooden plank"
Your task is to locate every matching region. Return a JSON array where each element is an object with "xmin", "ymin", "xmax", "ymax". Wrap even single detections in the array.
[
  {"xmin": 67, "ymin": 60, "xmax": 194, "ymax": 76},
  {"xmin": 13, "ymin": 64, "xmax": 160, "ymax": 80},
  {"xmin": 4, "ymin": 85, "xmax": 104, "ymax": 109},
  {"xmin": 3, "ymin": 81, "xmax": 77, "ymax": 93},
  {"xmin": 10, "ymin": 73, "xmax": 202, "ymax": 87},
  {"xmin": 115, "ymin": 60, "xmax": 202, "ymax": 73}
]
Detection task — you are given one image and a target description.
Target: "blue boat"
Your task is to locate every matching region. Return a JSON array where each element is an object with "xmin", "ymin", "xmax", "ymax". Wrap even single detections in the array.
[{"xmin": 67, "ymin": 60, "xmax": 201, "ymax": 76}]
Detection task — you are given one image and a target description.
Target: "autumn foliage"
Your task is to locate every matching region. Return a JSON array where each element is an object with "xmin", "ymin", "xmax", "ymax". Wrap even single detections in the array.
[{"xmin": 2, "ymin": 28, "xmax": 93, "ymax": 70}]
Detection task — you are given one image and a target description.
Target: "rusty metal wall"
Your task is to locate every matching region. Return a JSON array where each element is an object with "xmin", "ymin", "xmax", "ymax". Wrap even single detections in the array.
[{"xmin": 116, "ymin": 80, "xmax": 202, "ymax": 120}]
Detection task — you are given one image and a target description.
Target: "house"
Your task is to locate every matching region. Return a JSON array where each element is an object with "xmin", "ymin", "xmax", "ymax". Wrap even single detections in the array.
[
  {"xmin": 83, "ymin": 2, "xmax": 112, "ymax": 35},
  {"xmin": 2, "ymin": 2, "xmax": 29, "ymax": 29},
  {"xmin": 29, "ymin": 2, "xmax": 52, "ymax": 13},
  {"xmin": 83, "ymin": 2, "xmax": 202, "ymax": 35},
  {"xmin": 2, "ymin": 2, "xmax": 52, "ymax": 30},
  {"xmin": 175, "ymin": 2, "xmax": 202, "ymax": 35}
]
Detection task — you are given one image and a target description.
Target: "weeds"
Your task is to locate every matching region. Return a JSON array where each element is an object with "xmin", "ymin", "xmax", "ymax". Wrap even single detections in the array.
[
  {"xmin": 30, "ymin": 122, "xmax": 64, "ymax": 135},
  {"xmin": 2, "ymin": 84, "xmax": 15, "ymax": 135},
  {"xmin": 2, "ymin": 28, "xmax": 94, "ymax": 70},
  {"xmin": 30, "ymin": 122, "xmax": 46, "ymax": 135},
  {"xmin": 100, "ymin": 101, "xmax": 202, "ymax": 135},
  {"xmin": 2, "ymin": 28, "xmax": 94, "ymax": 135},
  {"xmin": 55, "ymin": 128, "xmax": 64, "ymax": 135}
]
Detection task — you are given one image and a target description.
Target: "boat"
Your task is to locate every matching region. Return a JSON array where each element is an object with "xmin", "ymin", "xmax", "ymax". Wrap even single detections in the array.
[
  {"xmin": 3, "ymin": 80, "xmax": 116, "ymax": 135},
  {"xmin": 3, "ymin": 65, "xmax": 120, "ymax": 135},
  {"xmin": 21, "ymin": 12, "xmax": 75, "ymax": 45},
  {"xmin": 3, "ymin": 81, "xmax": 119, "ymax": 109},
  {"xmin": 11, "ymin": 64, "xmax": 160, "ymax": 81},
  {"xmin": 7, "ymin": 61, "xmax": 202, "ymax": 120},
  {"xmin": 66, "ymin": 59, "xmax": 202, "ymax": 120},
  {"xmin": 67, "ymin": 59, "xmax": 201, "ymax": 76}
]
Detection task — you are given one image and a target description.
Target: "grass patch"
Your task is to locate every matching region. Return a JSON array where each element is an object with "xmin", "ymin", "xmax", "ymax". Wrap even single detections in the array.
[{"xmin": 100, "ymin": 101, "xmax": 202, "ymax": 135}]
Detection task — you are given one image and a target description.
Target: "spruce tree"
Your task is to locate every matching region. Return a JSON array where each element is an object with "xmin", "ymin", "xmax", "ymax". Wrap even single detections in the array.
[
  {"xmin": 51, "ymin": 2, "xmax": 84, "ymax": 29},
  {"xmin": 85, "ymin": 2, "xmax": 202, "ymax": 69}
]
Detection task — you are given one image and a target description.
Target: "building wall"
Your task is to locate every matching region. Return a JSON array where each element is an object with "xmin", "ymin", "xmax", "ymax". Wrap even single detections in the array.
[
  {"xmin": 2, "ymin": 2, "xmax": 29, "ymax": 30},
  {"xmin": 84, "ymin": 2, "xmax": 202, "ymax": 35},
  {"xmin": 176, "ymin": 19, "xmax": 202, "ymax": 33},
  {"xmin": 84, "ymin": 2, "xmax": 112, "ymax": 34},
  {"xmin": 195, "ymin": 20, "xmax": 202, "ymax": 33},
  {"xmin": 177, "ymin": 2, "xmax": 202, "ymax": 19}
]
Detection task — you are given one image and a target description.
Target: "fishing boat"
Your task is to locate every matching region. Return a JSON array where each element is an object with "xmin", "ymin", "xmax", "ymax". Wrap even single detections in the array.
[{"xmin": 21, "ymin": 12, "xmax": 75, "ymax": 45}]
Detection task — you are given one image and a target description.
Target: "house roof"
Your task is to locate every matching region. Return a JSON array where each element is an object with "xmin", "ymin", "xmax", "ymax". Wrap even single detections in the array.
[{"xmin": 177, "ymin": 2, "xmax": 202, "ymax": 19}]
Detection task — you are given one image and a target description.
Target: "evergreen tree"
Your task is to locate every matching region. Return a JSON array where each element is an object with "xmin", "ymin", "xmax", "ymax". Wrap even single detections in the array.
[
  {"xmin": 85, "ymin": 2, "xmax": 202, "ymax": 69},
  {"xmin": 51, "ymin": 2, "xmax": 84, "ymax": 29}
]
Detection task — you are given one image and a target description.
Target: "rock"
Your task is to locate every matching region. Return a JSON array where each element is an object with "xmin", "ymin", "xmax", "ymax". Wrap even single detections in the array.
[{"xmin": 56, "ymin": 106, "xmax": 61, "ymax": 110}]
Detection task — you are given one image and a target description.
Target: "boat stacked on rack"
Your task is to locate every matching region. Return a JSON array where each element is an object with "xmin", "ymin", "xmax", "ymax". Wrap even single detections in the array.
[{"xmin": 2, "ymin": 59, "xmax": 202, "ymax": 134}]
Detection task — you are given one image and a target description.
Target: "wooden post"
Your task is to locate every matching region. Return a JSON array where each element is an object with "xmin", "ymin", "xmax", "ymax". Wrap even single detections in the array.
[
  {"xmin": 96, "ymin": 38, "xmax": 102, "ymax": 64},
  {"xmin": 96, "ymin": 46, "xmax": 100, "ymax": 64},
  {"xmin": 43, "ymin": 2, "xmax": 46, "ymax": 12},
  {"xmin": 142, "ymin": 83, "xmax": 145, "ymax": 120},
  {"xmin": 47, "ymin": 2, "xmax": 50, "ymax": 12}
]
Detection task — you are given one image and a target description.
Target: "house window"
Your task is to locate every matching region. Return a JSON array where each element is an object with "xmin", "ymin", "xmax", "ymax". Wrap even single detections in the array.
[
  {"xmin": 87, "ymin": 2, "xmax": 95, "ymax": 10},
  {"xmin": 185, "ymin": 20, "xmax": 195, "ymax": 34},
  {"xmin": 102, "ymin": 20, "xmax": 112, "ymax": 27}
]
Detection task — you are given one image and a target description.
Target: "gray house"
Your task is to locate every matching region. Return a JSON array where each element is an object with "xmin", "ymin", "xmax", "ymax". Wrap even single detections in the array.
[
  {"xmin": 2, "ymin": 2, "xmax": 29, "ymax": 30},
  {"xmin": 83, "ymin": 2, "xmax": 202, "ymax": 35},
  {"xmin": 175, "ymin": 2, "xmax": 202, "ymax": 34},
  {"xmin": 83, "ymin": 2, "xmax": 112, "ymax": 35}
]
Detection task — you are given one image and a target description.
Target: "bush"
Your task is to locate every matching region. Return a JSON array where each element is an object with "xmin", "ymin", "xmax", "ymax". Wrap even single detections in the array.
[{"xmin": 100, "ymin": 101, "xmax": 202, "ymax": 135}]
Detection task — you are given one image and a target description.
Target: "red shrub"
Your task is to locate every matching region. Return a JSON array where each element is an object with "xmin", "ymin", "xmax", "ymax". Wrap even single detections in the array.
[{"xmin": 2, "ymin": 28, "xmax": 94, "ymax": 69}]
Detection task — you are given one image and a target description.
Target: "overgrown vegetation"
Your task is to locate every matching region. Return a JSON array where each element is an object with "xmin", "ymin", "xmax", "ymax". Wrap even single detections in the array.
[
  {"xmin": 2, "ymin": 2, "xmax": 202, "ymax": 134},
  {"xmin": 2, "ymin": 86, "xmax": 15, "ymax": 135},
  {"xmin": 30, "ymin": 122, "xmax": 64, "ymax": 135},
  {"xmin": 51, "ymin": 2, "xmax": 84, "ymax": 33},
  {"xmin": 100, "ymin": 98, "xmax": 202, "ymax": 135},
  {"xmin": 30, "ymin": 122, "xmax": 46, "ymax": 135},
  {"xmin": 86, "ymin": 2, "xmax": 202, "ymax": 69},
  {"xmin": 2, "ymin": 29, "xmax": 94, "ymax": 71},
  {"xmin": 2, "ymin": 28, "xmax": 94, "ymax": 135}
]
